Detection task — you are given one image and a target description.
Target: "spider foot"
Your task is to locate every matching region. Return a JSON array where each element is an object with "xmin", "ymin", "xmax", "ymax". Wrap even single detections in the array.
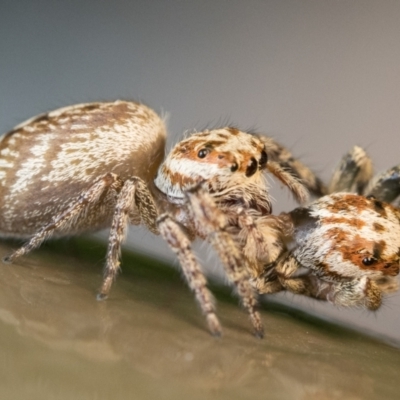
[
  {"xmin": 3, "ymin": 249, "xmax": 23, "ymax": 264},
  {"xmin": 206, "ymin": 313, "xmax": 222, "ymax": 337},
  {"xmin": 97, "ymin": 275, "xmax": 114, "ymax": 301},
  {"xmin": 2, "ymin": 254, "xmax": 13, "ymax": 264},
  {"xmin": 96, "ymin": 292, "xmax": 108, "ymax": 301},
  {"xmin": 250, "ymin": 311, "xmax": 264, "ymax": 339}
]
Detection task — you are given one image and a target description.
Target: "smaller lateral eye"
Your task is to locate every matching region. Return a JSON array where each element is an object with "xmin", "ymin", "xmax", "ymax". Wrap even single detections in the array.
[
  {"xmin": 197, "ymin": 148, "xmax": 209, "ymax": 158},
  {"xmin": 362, "ymin": 257, "xmax": 376, "ymax": 266}
]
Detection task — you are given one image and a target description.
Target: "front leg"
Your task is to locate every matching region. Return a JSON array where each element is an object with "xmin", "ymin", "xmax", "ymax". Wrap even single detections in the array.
[
  {"xmin": 77, "ymin": 177, "xmax": 223, "ymax": 336},
  {"xmin": 236, "ymin": 209, "xmax": 287, "ymax": 295},
  {"xmin": 256, "ymin": 251, "xmax": 384, "ymax": 310},
  {"xmin": 157, "ymin": 214, "xmax": 222, "ymax": 336},
  {"xmin": 185, "ymin": 185, "xmax": 264, "ymax": 338}
]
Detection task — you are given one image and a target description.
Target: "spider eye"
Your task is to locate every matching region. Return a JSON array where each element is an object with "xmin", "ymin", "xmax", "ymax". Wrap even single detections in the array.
[
  {"xmin": 197, "ymin": 148, "xmax": 209, "ymax": 158},
  {"xmin": 362, "ymin": 257, "xmax": 376, "ymax": 266},
  {"xmin": 259, "ymin": 150, "xmax": 268, "ymax": 168},
  {"xmin": 245, "ymin": 157, "xmax": 258, "ymax": 177},
  {"xmin": 231, "ymin": 163, "xmax": 238, "ymax": 172}
]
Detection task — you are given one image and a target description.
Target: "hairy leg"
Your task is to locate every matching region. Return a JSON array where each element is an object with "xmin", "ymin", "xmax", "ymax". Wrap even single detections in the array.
[
  {"xmin": 364, "ymin": 165, "xmax": 400, "ymax": 203},
  {"xmin": 266, "ymin": 161, "xmax": 309, "ymax": 204},
  {"xmin": 98, "ymin": 177, "xmax": 159, "ymax": 299},
  {"xmin": 185, "ymin": 185, "xmax": 264, "ymax": 338},
  {"xmin": 3, "ymin": 173, "xmax": 122, "ymax": 264},
  {"xmin": 157, "ymin": 214, "xmax": 222, "ymax": 336},
  {"xmin": 256, "ymin": 251, "xmax": 383, "ymax": 310},
  {"xmin": 328, "ymin": 146, "xmax": 373, "ymax": 194},
  {"xmin": 257, "ymin": 135, "xmax": 326, "ymax": 197}
]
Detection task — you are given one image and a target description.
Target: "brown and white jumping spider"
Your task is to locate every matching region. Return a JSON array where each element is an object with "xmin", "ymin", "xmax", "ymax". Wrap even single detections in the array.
[
  {"xmin": 0, "ymin": 100, "xmax": 315, "ymax": 338},
  {"xmin": 256, "ymin": 146, "xmax": 400, "ymax": 311},
  {"xmin": 1, "ymin": 100, "xmax": 399, "ymax": 337}
]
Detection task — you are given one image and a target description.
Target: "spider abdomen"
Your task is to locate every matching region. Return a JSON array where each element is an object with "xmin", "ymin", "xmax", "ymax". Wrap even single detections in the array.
[{"xmin": 0, "ymin": 101, "xmax": 166, "ymax": 237}]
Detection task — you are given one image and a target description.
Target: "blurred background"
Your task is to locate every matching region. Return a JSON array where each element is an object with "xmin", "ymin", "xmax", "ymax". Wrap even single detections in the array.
[{"xmin": 1, "ymin": 0, "xmax": 400, "ymax": 344}]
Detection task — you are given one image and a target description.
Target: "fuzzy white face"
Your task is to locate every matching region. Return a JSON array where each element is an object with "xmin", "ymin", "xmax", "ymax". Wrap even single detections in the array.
[{"xmin": 154, "ymin": 128, "xmax": 268, "ymax": 199}]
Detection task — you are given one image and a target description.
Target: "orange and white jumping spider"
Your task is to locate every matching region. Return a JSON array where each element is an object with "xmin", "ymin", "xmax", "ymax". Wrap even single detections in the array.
[
  {"xmin": 0, "ymin": 100, "xmax": 399, "ymax": 337},
  {"xmin": 256, "ymin": 146, "xmax": 400, "ymax": 311}
]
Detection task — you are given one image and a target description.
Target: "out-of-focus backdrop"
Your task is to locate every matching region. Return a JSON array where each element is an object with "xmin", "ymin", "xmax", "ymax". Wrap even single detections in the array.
[{"xmin": 1, "ymin": 0, "xmax": 400, "ymax": 344}]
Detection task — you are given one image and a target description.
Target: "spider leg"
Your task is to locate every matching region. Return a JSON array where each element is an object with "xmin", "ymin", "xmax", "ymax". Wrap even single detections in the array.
[
  {"xmin": 185, "ymin": 186, "xmax": 264, "ymax": 338},
  {"xmin": 236, "ymin": 208, "xmax": 289, "ymax": 294},
  {"xmin": 251, "ymin": 262, "xmax": 284, "ymax": 295},
  {"xmin": 258, "ymin": 252, "xmax": 384, "ymax": 310},
  {"xmin": 364, "ymin": 165, "xmax": 400, "ymax": 203},
  {"xmin": 237, "ymin": 210, "xmax": 285, "ymax": 269},
  {"xmin": 256, "ymin": 135, "xmax": 326, "ymax": 197},
  {"xmin": 157, "ymin": 214, "xmax": 222, "ymax": 336},
  {"xmin": 3, "ymin": 173, "xmax": 122, "ymax": 264},
  {"xmin": 98, "ymin": 177, "xmax": 159, "ymax": 300},
  {"xmin": 266, "ymin": 161, "xmax": 309, "ymax": 204},
  {"xmin": 328, "ymin": 146, "xmax": 373, "ymax": 194},
  {"xmin": 255, "ymin": 252, "xmax": 313, "ymax": 296}
]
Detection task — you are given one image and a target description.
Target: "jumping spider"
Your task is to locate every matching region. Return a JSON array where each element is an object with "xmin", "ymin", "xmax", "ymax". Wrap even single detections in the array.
[
  {"xmin": 0, "ymin": 100, "xmax": 399, "ymax": 337},
  {"xmin": 256, "ymin": 146, "xmax": 400, "ymax": 311},
  {"xmin": 0, "ymin": 100, "xmax": 313, "ymax": 337}
]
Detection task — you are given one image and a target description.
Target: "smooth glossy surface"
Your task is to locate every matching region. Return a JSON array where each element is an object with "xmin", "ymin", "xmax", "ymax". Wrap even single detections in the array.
[{"xmin": 0, "ymin": 238, "xmax": 399, "ymax": 400}]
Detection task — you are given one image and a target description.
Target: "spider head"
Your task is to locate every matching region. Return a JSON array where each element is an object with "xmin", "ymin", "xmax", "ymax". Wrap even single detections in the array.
[
  {"xmin": 154, "ymin": 128, "xmax": 270, "ymax": 202},
  {"xmin": 155, "ymin": 127, "xmax": 307, "ymax": 209}
]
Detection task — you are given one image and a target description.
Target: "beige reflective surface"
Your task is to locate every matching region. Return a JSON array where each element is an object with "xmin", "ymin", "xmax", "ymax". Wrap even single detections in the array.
[{"xmin": 0, "ymin": 237, "xmax": 399, "ymax": 400}]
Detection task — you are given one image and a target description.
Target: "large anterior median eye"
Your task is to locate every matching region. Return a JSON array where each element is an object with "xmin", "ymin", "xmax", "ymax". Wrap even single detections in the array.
[{"xmin": 245, "ymin": 157, "xmax": 258, "ymax": 177}]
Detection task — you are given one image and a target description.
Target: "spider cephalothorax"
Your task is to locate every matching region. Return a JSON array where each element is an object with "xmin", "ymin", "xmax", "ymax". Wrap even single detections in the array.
[
  {"xmin": 155, "ymin": 128, "xmax": 271, "ymax": 210},
  {"xmin": 155, "ymin": 127, "xmax": 307, "ymax": 213}
]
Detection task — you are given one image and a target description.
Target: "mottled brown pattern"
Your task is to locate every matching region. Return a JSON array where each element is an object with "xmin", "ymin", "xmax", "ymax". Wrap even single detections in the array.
[
  {"xmin": 321, "ymin": 216, "xmax": 366, "ymax": 229},
  {"xmin": 339, "ymin": 241, "xmax": 397, "ymax": 275},
  {"xmin": 313, "ymin": 261, "xmax": 346, "ymax": 281},
  {"xmin": 320, "ymin": 217, "xmax": 399, "ymax": 275},
  {"xmin": 161, "ymin": 165, "xmax": 197, "ymax": 188},
  {"xmin": 325, "ymin": 193, "xmax": 374, "ymax": 214},
  {"xmin": 172, "ymin": 131, "xmax": 264, "ymax": 176}
]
